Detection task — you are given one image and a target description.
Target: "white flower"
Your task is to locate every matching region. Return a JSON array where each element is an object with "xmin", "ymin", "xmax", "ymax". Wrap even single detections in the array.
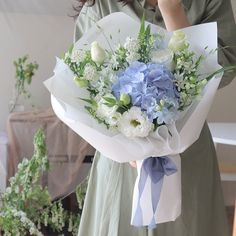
[
  {"xmin": 100, "ymin": 66, "xmax": 117, "ymax": 84},
  {"xmin": 124, "ymin": 37, "xmax": 139, "ymax": 52},
  {"xmin": 106, "ymin": 112, "xmax": 122, "ymax": 127},
  {"xmin": 118, "ymin": 107, "xmax": 153, "ymax": 138},
  {"xmin": 91, "ymin": 41, "xmax": 106, "ymax": 64},
  {"xmin": 70, "ymin": 49, "xmax": 85, "ymax": 63},
  {"xmin": 168, "ymin": 31, "xmax": 189, "ymax": 52},
  {"xmin": 124, "ymin": 37, "xmax": 140, "ymax": 64},
  {"xmin": 174, "ymin": 72, "xmax": 185, "ymax": 91},
  {"xmin": 126, "ymin": 52, "xmax": 140, "ymax": 64},
  {"xmin": 83, "ymin": 64, "xmax": 98, "ymax": 81},
  {"xmin": 151, "ymin": 49, "xmax": 174, "ymax": 70},
  {"xmin": 96, "ymin": 94, "xmax": 118, "ymax": 120}
]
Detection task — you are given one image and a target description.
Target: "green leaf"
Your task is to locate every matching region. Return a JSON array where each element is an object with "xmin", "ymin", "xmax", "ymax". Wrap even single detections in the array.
[
  {"xmin": 80, "ymin": 98, "xmax": 97, "ymax": 107},
  {"xmin": 68, "ymin": 44, "xmax": 74, "ymax": 55},
  {"xmin": 103, "ymin": 97, "xmax": 117, "ymax": 105},
  {"xmin": 139, "ymin": 14, "xmax": 146, "ymax": 39},
  {"xmin": 206, "ymin": 65, "xmax": 236, "ymax": 81},
  {"xmin": 145, "ymin": 25, "xmax": 151, "ymax": 38},
  {"xmin": 103, "ymin": 102, "xmax": 116, "ymax": 108}
]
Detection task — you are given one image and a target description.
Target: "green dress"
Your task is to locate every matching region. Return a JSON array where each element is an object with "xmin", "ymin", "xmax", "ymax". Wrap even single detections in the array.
[{"xmin": 75, "ymin": 1, "xmax": 236, "ymax": 235}]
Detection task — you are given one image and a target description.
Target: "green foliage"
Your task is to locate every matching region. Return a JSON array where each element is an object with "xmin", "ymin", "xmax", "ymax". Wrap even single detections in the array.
[
  {"xmin": 112, "ymin": 45, "xmax": 128, "ymax": 70},
  {"xmin": 10, "ymin": 55, "xmax": 39, "ymax": 112},
  {"xmin": 14, "ymin": 55, "xmax": 39, "ymax": 94},
  {"xmin": 138, "ymin": 15, "xmax": 153, "ymax": 63},
  {"xmin": 173, "ymin": 48, "xmax": 208, "ymax": 110},
  {"xmin": 0, "ymin": 129, "xmax": 81, "ymax": 236},
  {"xmin": 75, "ymin": 180, "xmax": 88, "ymax": 210}
]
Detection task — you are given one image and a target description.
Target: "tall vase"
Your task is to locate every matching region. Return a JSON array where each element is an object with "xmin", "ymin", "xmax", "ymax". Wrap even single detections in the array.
[{"xmin": 9, "ymin": 88, "xmax": 25, "ymax": 113}]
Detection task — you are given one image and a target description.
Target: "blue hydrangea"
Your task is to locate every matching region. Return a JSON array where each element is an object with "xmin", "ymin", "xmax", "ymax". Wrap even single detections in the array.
[{"xmin": 112, "ymin": 61, "xmax": 179, "ymax": 124}]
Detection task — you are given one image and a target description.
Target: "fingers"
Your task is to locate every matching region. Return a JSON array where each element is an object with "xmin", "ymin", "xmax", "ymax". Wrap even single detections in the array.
[{"xmin": 129, "ymin": 161, "xmax": 137, "ymax": 168}]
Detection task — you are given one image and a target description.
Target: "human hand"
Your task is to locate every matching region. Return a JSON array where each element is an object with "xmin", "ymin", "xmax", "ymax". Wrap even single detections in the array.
[{"xmin": 129, "ymin": 161, "xmax": 137, "ymax": 168}]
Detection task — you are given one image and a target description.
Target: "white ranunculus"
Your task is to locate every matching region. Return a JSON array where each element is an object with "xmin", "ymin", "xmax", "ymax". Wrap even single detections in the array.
[
  {"xmin": 91, "ymin": 41, "xmax": 106, "ymax": 64},
  {"xmin": 118, "ymin": 107, "xmax": 153, "ymax": 138},
  {"xmin": 168, "ymin": 31, "xmax": 188, "ymax": 52},
  {"xmin": 151, "ymin": 49, "xmax": 174, "ymax": 71}
]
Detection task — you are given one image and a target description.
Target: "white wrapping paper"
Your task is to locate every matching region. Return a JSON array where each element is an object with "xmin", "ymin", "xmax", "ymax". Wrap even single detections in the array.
[{"xmin": 44, "ymin": 12, "xmax": 222, "ymax": 226}]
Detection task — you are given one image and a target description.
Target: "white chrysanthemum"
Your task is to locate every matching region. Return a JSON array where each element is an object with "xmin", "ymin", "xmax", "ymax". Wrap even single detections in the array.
[
  {"xmin": 83, "ymin": 64, "xmax": 98, "ymax": 81},
  {"xmin": 70, "ymin": 49, "xmax": 85, "ymax": 63},
  {"xmin": 118, "ymin": 107, "xmax": 153, "ymax": 138}
]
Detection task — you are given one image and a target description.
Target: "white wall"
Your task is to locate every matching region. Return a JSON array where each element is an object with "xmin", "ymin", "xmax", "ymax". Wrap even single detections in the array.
[
  {"xmin": 1, "ymin": 0, "xmax": 235, "ymax": 131},
  {"xmin": 0, "ymin": 0, "xmax": 74, "ymax": 131}
]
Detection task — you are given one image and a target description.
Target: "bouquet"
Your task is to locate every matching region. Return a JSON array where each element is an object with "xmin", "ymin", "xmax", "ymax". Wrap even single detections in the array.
[{"xmin": 45, "ymin": 13, "xmax": 224, "ymax": 228}]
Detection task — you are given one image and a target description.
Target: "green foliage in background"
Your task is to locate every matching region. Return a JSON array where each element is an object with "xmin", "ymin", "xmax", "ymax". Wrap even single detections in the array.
[
  {"xmin": 0, "ymin": 129, "xmax": 83, "ymax": 236},
  {"xmin": 10, "ymin": 55, "xmax": 39, "ymax": 112}
]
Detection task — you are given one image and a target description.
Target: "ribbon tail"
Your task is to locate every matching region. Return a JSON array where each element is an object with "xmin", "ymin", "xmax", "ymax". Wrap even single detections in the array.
[
  {"xmin": 132, "ymin": 162, "xmax": 148, "ymax": 226},
  {"xmin": 148, "ymin": 177, "xmax": 164, "ymax": 229}
]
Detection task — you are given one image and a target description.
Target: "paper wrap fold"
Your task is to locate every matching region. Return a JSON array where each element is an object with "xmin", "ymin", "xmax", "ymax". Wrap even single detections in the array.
[{"xmin": 44, "ymin": 13, "xmax": 222, "ymax": 227}]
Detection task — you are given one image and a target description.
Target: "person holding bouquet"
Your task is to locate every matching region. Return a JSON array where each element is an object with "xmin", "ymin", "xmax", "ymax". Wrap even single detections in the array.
[{"xmin": 74, "ymin": 0, "xmax": 236, "ymax": 235}]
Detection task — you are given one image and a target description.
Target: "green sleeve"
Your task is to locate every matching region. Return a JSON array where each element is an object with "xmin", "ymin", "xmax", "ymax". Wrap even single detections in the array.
[
  {"xmin": 74, "ymin": 3, "xmax": 102, "ymax": 42},
  {"xmin": 201, "ymin": 0, "xmax": 236, "ymax": 88}
]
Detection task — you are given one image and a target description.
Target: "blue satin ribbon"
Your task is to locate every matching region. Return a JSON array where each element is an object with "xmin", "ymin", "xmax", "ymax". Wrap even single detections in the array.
[{"xmin": 132, "ymin": 156, "xmax": 177, "ymax": 229}]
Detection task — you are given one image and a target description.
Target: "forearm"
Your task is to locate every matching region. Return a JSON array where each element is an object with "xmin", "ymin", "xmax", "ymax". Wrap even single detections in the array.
[{"xmin": 158, "ymin": 1, "xmax": 190, "ymax": 31}]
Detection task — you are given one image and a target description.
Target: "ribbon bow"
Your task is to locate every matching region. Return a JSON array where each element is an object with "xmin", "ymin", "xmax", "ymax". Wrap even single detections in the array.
[{"xmin": 132, "ymin": 156, "xmax": 177, "ymax": 229}]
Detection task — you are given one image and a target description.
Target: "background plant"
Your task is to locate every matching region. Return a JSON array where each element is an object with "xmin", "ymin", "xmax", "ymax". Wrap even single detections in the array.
[
  {"xmin": 9, "ymin": 55, "xmax": 39, "ymax": 112},
  {"xmin": 0, "ymin": 129, "xmax": 84, "ymax": 236}
]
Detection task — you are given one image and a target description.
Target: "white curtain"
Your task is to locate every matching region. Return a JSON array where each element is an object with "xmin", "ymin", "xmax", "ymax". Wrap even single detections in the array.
[{"xmin": 0, "ymin": 0, "xmax": 74, "ymax": 132}]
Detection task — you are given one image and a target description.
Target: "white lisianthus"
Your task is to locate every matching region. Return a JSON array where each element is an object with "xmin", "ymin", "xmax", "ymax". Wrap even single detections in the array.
[
  {"xmin": 151, "ymin": 49, "xmax": 174, "ymax": 71},
  {"xmin": 91, "ymin": 41, "xmax": 106, "ymax": 64},
  {"xmin": 96, "ymin": 94, "xmax": 118, "ymax": 120},
  {"xmin": 106, "ymin": 112, "xmax": 122, "ymax": 127},
  {"xmin": 168, "ymin": 31, "xmax": 189, "ymax": 52},
  {"xmin": 118, "ymin": 107, "xmax": 153, "ymax": 138}
]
